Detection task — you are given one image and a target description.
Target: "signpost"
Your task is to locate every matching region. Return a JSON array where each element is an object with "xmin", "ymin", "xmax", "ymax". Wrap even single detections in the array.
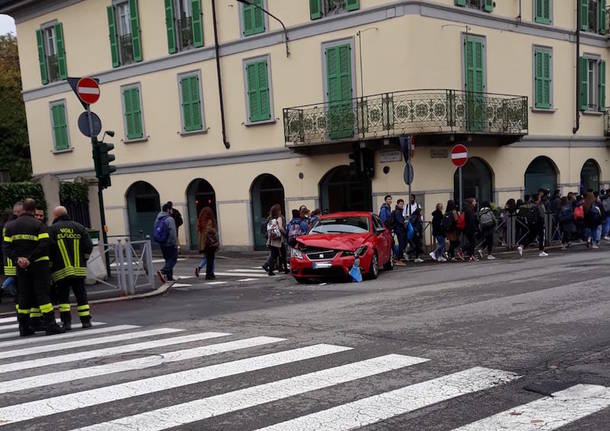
[
  {"xmin": 77, "ymin": 111, "xmax": 102, "ymax": 138},
  {"xmin": 76, "ymin": 77, "xmax": 101, "ymax": 105},
  {"xmin": 451, "ymin": 144, "xmax": 469, "ymax": 210},
  {"xmin": 400, "ymin": 136, "xmax": 415, "ymax": 216}
]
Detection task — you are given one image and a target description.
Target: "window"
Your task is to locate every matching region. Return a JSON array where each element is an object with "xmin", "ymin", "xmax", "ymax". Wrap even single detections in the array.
[
  {"xmin": 533, "ymin": 47, "xmax": 552, "ymax": 109},
  {"xmin": 35, "ymin": 22, "xmax": 67, "ymax": 85},
  {"xmin": 107, "ymin": 0, "xmax": 142, "ymax": 68},
  {"xmin": 310, "ymin": 0, "xmax": 360, "ymax": 20},
  {"xmin": 579, "ymin": 56, "xmax": 606, "ymax": 112},
  {"xmin": 244, "ymin": 56, "xmax": 272, "ymax": 123},
  {"xmin": 241, "ymin": 0, "xmax": 265, "ymax": 37},
  {"xmin": 50, "ymin": 101, "xmax": 70, "ymax": 152},
  {"xmin": 165, "ymin": 0, "xmax": 203, "ymax": 54},
  {"xmin": 121, "ymin": 84, "xmax": 145, "ymax": 140},
  {"xmin": 178, "ymin": 72, "xmax": 205, "ymax": 132},
  {"xmin": 534, "ymin": 0, "xmax": 551, "ymax": 24},
  {"xmin": 454, "ymin": 0, "xmax": 494, "ymax": 12},
  {"xmin": 580, "ymin": 0, "xmax": 607, "ymax": 34}
]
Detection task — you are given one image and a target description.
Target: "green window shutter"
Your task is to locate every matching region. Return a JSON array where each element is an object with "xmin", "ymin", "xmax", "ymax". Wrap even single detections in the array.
[
  {"xmin": 243, "ymin": 0, "xmax": 264, "ymax": 36},
  {"xmin": 310, "ymin": 0, "xmax": 322, "ymax": 20},
  {"xmin": 600, "ymin": 0, "xmax": 607, "ymax": 34},
  {"xmin": 36, "ymin": 29, "xmax": 48, "ymax": 85},
  {"xmin": 123, "ymin": 88, "xmax": 134, "ymax": 138},
  {"xmin": 326, "ymin": 45, "xmax": 353, "ymax": 102},
  {"xmin": 52, "ymin": 104, "xmax": 68, "ymax": 151},
  {"xmin": 246, "ymin": 63, "xmax": 260, "ymax": 121},
  {"xmin": 131, "ymin": 87, "xmax": 143, "ymax": 138},
  {"xmin": 580, "ymin": 0, "xmax": 588, "ymax": 31},
  {"xmin": 164, "ymin": 0, "xmax": 176, "ymax": 54},
  {"xmin": 54, "ymin": 23, "xmax": 67, "ymax": 80},
  {"xmin": 181, "ymin": 76, "xmax": 202, "ymax": 131},
  {"xmin": 534, "ymin": 51, "xmax": 543, "ymax": 108},
  {"xmin": 346, "ymin": 0, "xmax": 360, "ymax": 12},
  {"xmin": 107, "ymin": 6, "xmax": 120, "ymax": 68},
  {"xmin": 253, "ymin": 0, "xmax": 265, "ymax": 34},
  {"xmin": 246, "ymin": 60, "xmax": 270, "ymax": 122},
  {"xmin": 257, "ymin": 61, "xmax": 270, "ymax": 120},
  {"xmin": 129, "ymin": 0, "xmax": 142, "ymax": 62},
  {"xmin": 464, "ymin": 38, "xmax": 484, "ymax": 93},
  {"xmin": 579, "ymin": 56, "xmax": 588, "ymax": 110},
  {"xmin": 124, "ymin": 88, "xmax": 143, "ymax": 139},
  {"xmin": 599, "ymin": 60, "xmax": 606, "ymax": 110},
  {"xmin": 542, "ymin": 50, "xmax": 552, "ymax": 108},
  {"xmin": 454, "ymin": 0, "xmax": 466, "ymax": 6},
  {"xmin": 483, "ymin": 0, "xmax": 494, "ymax": 13},
  {"xmin": 190, "ymin": 76, "xmax": 203, "ymax": 129},
  {"xmin": 535, "ymin": 0, "xmax": 550, "ymax": 24},
  {"xmin": 191, "ymin": 0, "xmax": 204, "ymax": 48}
]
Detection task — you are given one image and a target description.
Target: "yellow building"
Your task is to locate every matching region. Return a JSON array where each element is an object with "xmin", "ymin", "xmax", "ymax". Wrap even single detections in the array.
[{"xmin": 2, "ymin": 0, "xmax": 609, "ymax": 250}]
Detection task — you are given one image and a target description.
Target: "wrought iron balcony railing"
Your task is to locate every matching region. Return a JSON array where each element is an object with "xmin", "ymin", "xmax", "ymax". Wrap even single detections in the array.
[
  {"xmin": 283, "ymin": 89, "xmax": 528, "ymax": 147},
  {"xmin": 119, "ymin": 34, "xmax": 134, "ymax": 65},
  {"xmin": 46, "ymin": 54, "xmax": 60, "ymax": 82},
  {"xmin": 177, "ymin": 16, "xmax": 194, "ymax": 50}
]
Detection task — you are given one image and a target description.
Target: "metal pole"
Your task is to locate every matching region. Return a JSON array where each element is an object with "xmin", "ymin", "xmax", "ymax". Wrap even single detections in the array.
[
  {"xmin": 87, "ymin": 104, "xmax": 110, "ymax": 278},
  {"xmin": 459, "ymin": 166, "xmax": 463, "ymax": 212},
  {"xmin": 358, "ymin": 31, "xmax": 364, "ymax": 97}
]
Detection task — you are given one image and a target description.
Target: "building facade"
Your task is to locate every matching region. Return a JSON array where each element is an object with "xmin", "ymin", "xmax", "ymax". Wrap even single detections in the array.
[{"xmin": 2, "ymin": 0, "xmax": 609, "ymax": 250}]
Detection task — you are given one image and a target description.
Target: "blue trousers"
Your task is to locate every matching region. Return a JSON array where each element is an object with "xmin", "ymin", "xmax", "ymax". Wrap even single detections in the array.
[{"xmin": 160, "ymin": 245, "xmax": 178, "ymax": 281}]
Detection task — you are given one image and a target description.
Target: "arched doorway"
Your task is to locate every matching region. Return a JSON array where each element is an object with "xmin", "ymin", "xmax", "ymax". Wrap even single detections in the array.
[
  {"xmin": 580, "ymin": 159, "xmax": 600, "ymax": 193},
  {"xmin": 126, "ymin": 181, "xmax": 160, "ymax": 241},
  {"xmin": 453, "ymin": 157, "xmax": 494, "ymax": 205},
  {"xmin": 524, "ymin": 156, "xmax": 558, "ymax": 197},
  {"xmin": 319, "ymin": 166, "xmax": 372, "ymax": 213},
  {"xmin": 186, "ymin": 179, "xmax": 216, "ymax": 250},
  {"xmin": 251, "ymin": 174, "xmax": 285, "ymax": 250}
]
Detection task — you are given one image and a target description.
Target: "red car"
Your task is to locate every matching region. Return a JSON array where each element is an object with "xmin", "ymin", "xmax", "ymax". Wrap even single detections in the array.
[{"xmin": 290, "ymin": 211, "xmax": 394, "ymax": 283}]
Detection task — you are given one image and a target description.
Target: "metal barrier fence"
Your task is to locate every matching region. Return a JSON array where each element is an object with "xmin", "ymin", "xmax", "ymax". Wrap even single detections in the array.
[{"xmin": 86, "ymin": 239, "xmax": 154, "ymax": 295}]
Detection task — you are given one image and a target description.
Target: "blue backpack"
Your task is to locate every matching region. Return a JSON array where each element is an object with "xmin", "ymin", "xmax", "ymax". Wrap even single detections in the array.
[{"xmin": 153, "ymin": 216, "xmax": 169, "ymax": 243}]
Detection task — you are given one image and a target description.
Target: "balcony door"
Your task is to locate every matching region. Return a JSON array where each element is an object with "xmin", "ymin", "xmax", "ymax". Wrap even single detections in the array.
[
  {"xmin": 463, "ymin": 35, "xmax": 486, "ymax": 132},
  {"xmin": 325, "ymin": 42, "xmax": 355, "ymax": 140}
]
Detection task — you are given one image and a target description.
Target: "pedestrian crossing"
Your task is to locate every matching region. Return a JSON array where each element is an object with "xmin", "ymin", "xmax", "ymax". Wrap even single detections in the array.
[{"xmin": 0, "ymin": 318, "xmax": 607, "ymax": 430}]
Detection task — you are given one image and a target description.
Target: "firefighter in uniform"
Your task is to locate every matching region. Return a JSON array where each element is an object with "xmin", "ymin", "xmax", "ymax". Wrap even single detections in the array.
[
  {"xmin": 49, "ymin": 206, "xmax": 93, "ymax": 330},
  {"xmin": 3, "ymin": 199, "xmax": 64, "ymax": 336},
  {"xmin": 2, "ymin": 203, "xmax": 22, "ymax": 313}
]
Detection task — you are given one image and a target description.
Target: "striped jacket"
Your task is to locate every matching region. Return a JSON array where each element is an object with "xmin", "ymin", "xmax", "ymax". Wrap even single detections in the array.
[{"xmin": 48, "ymin": 216, "xmax": 93, "ymax": 282}]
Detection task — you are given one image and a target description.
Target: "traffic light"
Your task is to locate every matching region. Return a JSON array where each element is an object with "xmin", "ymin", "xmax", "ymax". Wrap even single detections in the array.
[
  {"xmin": 92, "ymin": 136, "xmax": 116, "ymax": 189},
  {"xmin": 348, "ymin": 150, "xmax": 361, "ymax": 177},
  {"xmin": 361, "ymin": 148, "xmax": 375, "ymax": 178},
  {"xmin": 399, "ymin": 135, "xmax": 412, "ymax": 162}
]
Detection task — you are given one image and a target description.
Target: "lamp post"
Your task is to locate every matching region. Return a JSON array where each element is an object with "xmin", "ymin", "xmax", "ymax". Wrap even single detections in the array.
[{"xmin": 236, "ymin": 0, "xmax": 290, "ymax": 57}]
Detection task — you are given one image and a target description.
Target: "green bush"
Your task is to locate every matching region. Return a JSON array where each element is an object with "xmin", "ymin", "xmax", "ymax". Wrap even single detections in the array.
[
  {"xmin": 0, "ymin": 182, "xmax": 46, "ymax": 212},
  {"xmin": 60, "ymin": 180, "xmax": 89, "ymax": 205}
]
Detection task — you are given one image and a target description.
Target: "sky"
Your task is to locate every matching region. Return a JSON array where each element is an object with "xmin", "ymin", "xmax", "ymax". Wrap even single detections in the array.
[{"xmin": 0, "ymin": 14, "xmax": 16, "ymax": 35}]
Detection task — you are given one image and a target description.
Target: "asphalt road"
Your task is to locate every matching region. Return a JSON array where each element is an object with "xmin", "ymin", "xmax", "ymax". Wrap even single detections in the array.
[{"xmin": 0, "ymin": 245, "xmax": 608, "ymax": 430}]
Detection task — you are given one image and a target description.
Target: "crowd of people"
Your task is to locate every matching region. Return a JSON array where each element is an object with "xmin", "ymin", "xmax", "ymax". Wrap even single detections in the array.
[
  {"xmin": 380, "ymin": 188, "xmax": 610, "ymax": 264},
  {"xmin": 0, "ymin": 199, "xmax": 93, "ymax": 336}
]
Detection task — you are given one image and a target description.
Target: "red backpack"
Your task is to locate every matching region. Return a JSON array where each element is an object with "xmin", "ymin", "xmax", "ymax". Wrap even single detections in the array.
[
  {"xmin": 574, "ymin": 205, "xmax": 584, "ymax": 221},
  {"xmin": 457, "ymin": 212, "xmax": 466, "ymax": 230}
]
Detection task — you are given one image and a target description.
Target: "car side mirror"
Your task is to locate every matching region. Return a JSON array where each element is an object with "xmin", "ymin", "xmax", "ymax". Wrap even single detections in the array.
[{"xmin": 375, "ymin": 227, "xmax": 386, "ymax": 234}]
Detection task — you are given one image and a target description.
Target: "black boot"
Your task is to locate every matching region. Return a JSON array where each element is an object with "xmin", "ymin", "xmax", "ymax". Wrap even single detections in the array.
[
  {"xmin": 44, "ymin": 312, "xmax": 65, "ymax": 336},
  {"xmin": 18, "ymin": 314, "xmax": 35, "ymax": 337},
  {"xmin": 80, "ymin": 315, "xmax": 92, "ymax": 329},
  {"xmin": 60, "ymin": 311, "xmax": 72, "ymax": 331}
]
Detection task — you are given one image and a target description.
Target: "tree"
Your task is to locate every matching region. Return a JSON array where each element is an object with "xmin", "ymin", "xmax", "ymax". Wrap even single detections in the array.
[{"xmin": 0, "ymin": 34, "xmax": 32, "ymax": 182}]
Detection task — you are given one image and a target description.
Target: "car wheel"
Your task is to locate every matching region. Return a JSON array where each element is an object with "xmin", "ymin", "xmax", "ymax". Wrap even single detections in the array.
[
  {"xmin": 294, "ymin": 277, "xmax": 308, "ymax": 284},
  {"xmin": 367, "ymin": 252, "xmax": 379, "ymax": 280},
  {"xmin": 383, "ymin": 253, "xmax": 394, "ymax": 271}
]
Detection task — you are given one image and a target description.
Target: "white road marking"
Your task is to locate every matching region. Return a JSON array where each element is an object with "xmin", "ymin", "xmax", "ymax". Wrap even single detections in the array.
[
  {"xmin": 76, "ymin": 354, "xmax": 429, "ymax": 431},
  {"xmin": 206, "ymin": 281, "xmax": 227, "ymax": 285},
  {"xmin": 171, "ymin": 283, "xmax": 192, "ymax": 288},
  {"xmin": 0, "ymin": 317, "xmax": 17, "ymax": 324},
  {"xmin": 454, "ymin": 384, "xmax": 610, "ymax": 430},
  {"xmin": 0, "ymin": 320, "xmax": 105, "ymax": 333},
  {"xmin": 213, "ymin": 272, "xmax": 267, "ymax": 278},
  {"xmin": 237, "ymin": 278, "xmax": 259, "ymax": 282},
  {"xmin": 0, "ymin": 327, "xmax": 181, "ymax": 360},
  {"xmin": 176, "ymin": 276, "xmax": 195, "ymax": 280},
  {"xmin": 0, "ymin": 344, "xmax": 353, "ymax": 425},
  {"xmin": 228, "ymin": 269, "xmax": 267, "ymax": 273},
  {"xmin": 0, "ymin": 332, "xmax": 229, "ymax": 374},
  {"xmin": 0, "ymin": 324, "xmax": 139, "ymax": 349},
  {"xmin": 256, "ymin": 367, "xmax": 519, "ymax": 431},
  {"xmin": 0, "ymin": 336, "xmax": 284, "ymax": 395}
]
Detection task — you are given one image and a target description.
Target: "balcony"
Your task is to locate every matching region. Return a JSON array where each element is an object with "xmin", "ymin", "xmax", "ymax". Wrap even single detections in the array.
[
  {"xmin": 283, "ymin": 89, "xmax": 528, "ymax": 150},
  {"xmin": 177, "ymin": 16, "xmax": 194, "ymax": 50},
  {"xmin": 46, "ymin": 54, "xmax": 60, "ymax": 83},
  {"xmin": 119, "ymin": 34, "xmax": 134, "ymax": 65}
]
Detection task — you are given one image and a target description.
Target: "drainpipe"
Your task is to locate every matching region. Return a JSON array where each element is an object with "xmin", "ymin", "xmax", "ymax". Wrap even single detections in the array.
[
  {"xmin": 573, "ymin": 0, "xmax": 581, "ymax": 134},
  {"xmin": 211, "ymin": 0, "xmax": 230, "ymax": 149}
]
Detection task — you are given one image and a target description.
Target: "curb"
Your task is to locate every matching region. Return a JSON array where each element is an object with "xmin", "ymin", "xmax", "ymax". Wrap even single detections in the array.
[{"xmin": 0, "ymin": 281, "xmax": 175, "ymax": 318}]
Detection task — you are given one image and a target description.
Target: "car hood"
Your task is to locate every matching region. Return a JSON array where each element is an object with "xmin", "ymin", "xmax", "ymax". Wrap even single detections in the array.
[{"xmin": 297, "ymin": 233, "xmax": 371, "ymax": 251}]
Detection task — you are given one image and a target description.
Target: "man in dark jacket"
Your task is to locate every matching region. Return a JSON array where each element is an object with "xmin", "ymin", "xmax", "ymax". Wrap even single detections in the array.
[
  {"xmin": 166, "ymin": 201, "xmax": 183, "ymax": 239},
  {"xmin": 392, "ymin": 200, "xmax": 407, "ymax": 266},
  {"xmin": 463, "ymin": 198, "xmax": 478, "ymax": 261},
  {"xmin": 379, "ymin": 195, "xmax": 393, "ymax": 228},
  {"xmin": 49, "ymin": 206, "xmax": 94, "ymax": 330},
  {"xmin": 3, "ymin": 199, "xmax": 63, "ymax": 336},
  {"xmin": 517, "ymin": 193, "xmax": 547, "ymax": 257}
]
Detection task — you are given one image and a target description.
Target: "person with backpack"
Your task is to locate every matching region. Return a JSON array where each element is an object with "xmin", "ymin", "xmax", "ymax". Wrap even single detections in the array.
[
  {"xmin": 573, "ymin": 194, "xmax": 585, "ymax": 241},
  {"xmin": 287, "ymin": 209, "xmax": 306, "ymax": 248},
  {"xmin": 379, "ymin": 195, "xmax": 393, "ymax": 228},
  {"xmin": 392, "ymin": 199, "xmax": 407, "ymax": 265},
  {"xmin": 429, "ymin": 203, "xmax": 446, "ymax": 262},
  {"xmin": 583, "ymin": 192, "xmax": 602, "ymax": 249},
  {"xmin": 444, "ymin": 200, "xmax": 460, "ymax": 261},
  {"xmin": 195, "ymin": 207, "xmax": 218, "ymax": 280},
  {"xmin": 262, "ymin": 204, "xmax": 285, "ymax": 276},
  {"xmin": 558, "ymin": 196, "xmax": 575, "ymax": 249},
  {"xmin": 517, "ymin": 193, "xmax": 547, "ymax": 257},
  {"xmin": 408, "ymin": 208, "xmax": 424, "ymax": 263},
  {"xmin": 277, "ymin": 210, "xmax": 289, "ymax": 274},
  {"xmin": 600, "ymin": 189, "xmax": 610, "ymax": 241},
  {"xmin": 477, "ymin": 201, "xmax": 496, "ymax": 260},
  {"xmin": 154, "ymin": 203, "xmax": 178, "ymax": 283},
  {"xmin": 462, "ymin": 198, "xmax": 478, "ymax": 262}
]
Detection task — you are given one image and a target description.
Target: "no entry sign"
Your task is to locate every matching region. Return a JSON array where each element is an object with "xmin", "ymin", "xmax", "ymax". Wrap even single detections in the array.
[
  {"xmin": 451, "ymin": 144, "xmax": 468, "ymax": 168},
  {"xmin": 76, "ymin": 77, "xmax": 100, "ymax": 105}
]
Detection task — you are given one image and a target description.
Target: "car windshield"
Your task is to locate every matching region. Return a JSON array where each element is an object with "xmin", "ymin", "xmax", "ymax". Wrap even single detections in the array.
[{"xmin": 310, "ymin": 216, "xmax": 370, "ymax": 234}]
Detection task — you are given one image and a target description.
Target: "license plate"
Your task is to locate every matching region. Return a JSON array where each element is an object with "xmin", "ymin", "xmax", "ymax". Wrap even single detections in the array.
[{"xmin": 313, "ymin": 262, "xmax": 332, "ymax": 269}]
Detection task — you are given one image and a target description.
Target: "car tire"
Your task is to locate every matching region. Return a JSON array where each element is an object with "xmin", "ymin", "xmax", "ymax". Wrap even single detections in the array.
[
  {"xmin": 367, "ymin": 252, "xmax": 379, "ymax": 280},
  {"xmin": 383, "ymin": 254, "xmax": 394, "ymax": 271},
  {"xmin": 294, "ymin": 277, "xmax": 308, "ymax": 284}
]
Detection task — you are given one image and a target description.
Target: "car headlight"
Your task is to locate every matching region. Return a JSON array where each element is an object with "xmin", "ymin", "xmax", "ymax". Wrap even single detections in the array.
[
  {"xmin": 290, "ymin": 248, "xmax": 304, "ymax": 259},
  {"xmin": 355, "ymin": 246, "xmax": 368, "ymax": 257}
]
